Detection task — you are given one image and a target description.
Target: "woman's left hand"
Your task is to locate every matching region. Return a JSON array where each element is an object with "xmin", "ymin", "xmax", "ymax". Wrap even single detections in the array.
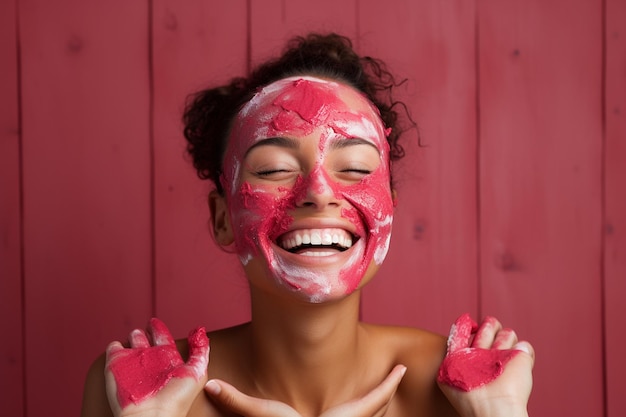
[
  {"xmin": 104, "ymin": 318, "xmax": 210, "ymax": 417},
  {"xmin": 437, "ymin": 314, "xmax": 535, "ymax": 417}
]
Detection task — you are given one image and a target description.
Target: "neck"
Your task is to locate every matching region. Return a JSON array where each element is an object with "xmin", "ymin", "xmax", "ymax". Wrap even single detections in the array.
[{"xmin": 247, "ymin": 286, "xmax": 367, "ymax": 415}]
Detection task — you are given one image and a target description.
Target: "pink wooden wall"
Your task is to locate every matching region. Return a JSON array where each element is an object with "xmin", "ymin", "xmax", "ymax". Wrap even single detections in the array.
[{"xmin": 1, "ymin": 1, "xmax": 623, "ymax": 416}]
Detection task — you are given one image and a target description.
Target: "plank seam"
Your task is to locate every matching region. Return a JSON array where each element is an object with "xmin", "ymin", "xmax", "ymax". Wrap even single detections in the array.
[
  {"xmin": 148, "ymin": 0, "xmax": 157, "ymax": 319},
  {"xmin": 246, "ymin": 0, "xmax": 252, "ymax": 75},
  {"xmin": 600, "ymin": 0, "xmax": 608, "ymax": 415},
  {"xmin": 474, "ymin": 1, "xmax": 483, "ymax": 321},
  {"xmin": 15, "ymin": 0, "xmax": 26, "ymax": 414}
]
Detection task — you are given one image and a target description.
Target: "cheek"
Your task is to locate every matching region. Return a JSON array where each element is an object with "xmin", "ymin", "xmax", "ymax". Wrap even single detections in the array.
[
  {"xmin": 341, "ymin": 170, "xmax": 394, "ymax": 264},
  {"xmin": 226, "ymin": 182, "xmax": 298, "ymax": 255},
  {"xmin": 343, "ymin": 169, "xmax": 394, "ymax": 220}
]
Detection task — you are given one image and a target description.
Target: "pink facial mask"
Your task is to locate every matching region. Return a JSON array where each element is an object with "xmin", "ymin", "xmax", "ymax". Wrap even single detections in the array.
[{"xmin": 221, "ymin": 77, "xmax": 394, "ymax": 302}]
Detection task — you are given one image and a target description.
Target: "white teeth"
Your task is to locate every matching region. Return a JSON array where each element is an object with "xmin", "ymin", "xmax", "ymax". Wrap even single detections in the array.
[
  {"xmin": 278, "ymin": 228, "xmax": 355, "ymax": 252},
  {"xmin": 311, "ymin": 231, "xmax": 322, "ymax": 245}
]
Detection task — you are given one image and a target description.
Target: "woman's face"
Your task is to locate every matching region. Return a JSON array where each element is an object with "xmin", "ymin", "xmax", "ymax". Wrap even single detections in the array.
[{"xmin": 220, "ymin": 76, "xmax": 394, "ymax": 303}]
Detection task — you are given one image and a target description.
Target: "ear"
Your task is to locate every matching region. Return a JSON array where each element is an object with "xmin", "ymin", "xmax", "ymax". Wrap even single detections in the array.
[{"xmin": 209, "ymin": 190, "xmax": 234, "ymax": 246}]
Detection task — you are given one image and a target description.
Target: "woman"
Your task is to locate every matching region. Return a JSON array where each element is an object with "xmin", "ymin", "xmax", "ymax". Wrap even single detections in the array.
[{"xmin": 81, "ymin": 33, "xmax": 534, "ymax": 417}]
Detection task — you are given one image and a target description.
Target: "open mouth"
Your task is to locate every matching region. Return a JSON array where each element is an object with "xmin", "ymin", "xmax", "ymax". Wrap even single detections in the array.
[{"xmin": 277, "ymin": 228, "xmax": 357, "ymax": 256}]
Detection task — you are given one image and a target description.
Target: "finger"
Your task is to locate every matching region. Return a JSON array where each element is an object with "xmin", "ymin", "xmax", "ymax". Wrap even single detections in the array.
[
  {"xmin": 104, "ymin": 341, "xmax": 126, "ymax": 371},
  {"xmin": 148, "ymin": 317, "xmax": 176, "ymax": 346},
  {"xmin": 322, "ymin": 365, "xmax": 407, "ymax": 417},
  {"xmin": 185, "ymin": 326, "xmax": 210, "ymax": 379},
  {"xmin": 514, "ymin": 341, "xmax": 536, "ymax": 364},
  {"xmin": 104, "ymin": 342, "xmax": 124, "ymax": 414},
  {"xmin": 492, "ymin": 328, "xmax": 518, "ymax": 350},
  {"xmin": 447, "ymin": 313, "xmax": 478, "ymax": 353},
  {"xmin": 205, "ymin": 379, "xmax": 299, "ymax": 417},
  {"xmin": 128, "ymin": 329, "xmax": 150, "ymax": 348},
  {"xmin": 105, "ymin": 341, "xmax": 125, "ymax": 358},
  {"xmin": 471, "ymin": 316, "xmax": 502, "ymax": 349}
]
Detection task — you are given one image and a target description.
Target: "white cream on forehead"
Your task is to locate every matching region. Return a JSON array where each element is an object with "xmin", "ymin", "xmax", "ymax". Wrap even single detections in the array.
[
  {"xmin": 237, "ymin": 76, "xmax": 330, "ymax": 118},
  {"xmin": 233, "ymin": 76, "xmax": 387, "ymax": 149}
]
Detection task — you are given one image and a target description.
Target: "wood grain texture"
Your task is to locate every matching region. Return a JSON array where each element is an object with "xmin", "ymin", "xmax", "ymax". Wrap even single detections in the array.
[
  {"xmin": 152, "ymin": 0, "xmax": 250, "ymax": 338},
  {"xmin": 478, "ymin": 1, "xmax": 604, "ymax": 415},
  {"xmin": 605, "ymin": 0, "xmax": 626, "ymax": 416},
  {"xmin": 6, "ymin": 1, "xmax": 624, "ymax": 415},
  {"xmin": 0, "ymin": 0, "xmax": 24, "ymax": 415},
  {"xmin": 358, "ymin": 0, "xmax": 479, "ymax": 334},
  {"xmin": 19, "ymin": 1, "xmax": 152, "ymax": 415},
  {"xmin": 250, "ymin": 0, "xmax": 358, "ymax": 64}
]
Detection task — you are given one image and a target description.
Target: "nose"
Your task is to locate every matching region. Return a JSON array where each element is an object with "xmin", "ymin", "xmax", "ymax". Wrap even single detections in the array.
[{"xmin": 295, "ymin": 167, "xmax": 340, "ymax": 209}]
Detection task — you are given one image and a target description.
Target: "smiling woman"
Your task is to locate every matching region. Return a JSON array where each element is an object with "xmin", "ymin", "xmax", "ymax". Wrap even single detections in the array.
[{"xmin": 80, "ymin": 33, "xmax": 535, "ymax": 417}]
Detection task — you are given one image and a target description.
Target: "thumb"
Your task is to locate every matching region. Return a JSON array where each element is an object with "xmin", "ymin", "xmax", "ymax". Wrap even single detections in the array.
[
  {"xmin": 205, "ymin": 379, "xmax": 300, "ymax": 417},
  {"xmin": 185, "ymin": 327, "xmax": 210, "ymax": 379}
]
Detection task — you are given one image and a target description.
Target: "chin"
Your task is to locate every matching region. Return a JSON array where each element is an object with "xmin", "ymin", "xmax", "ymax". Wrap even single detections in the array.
[{"xmin": 246, "ymin": 237, "xmax": 371, "ymax": 303}]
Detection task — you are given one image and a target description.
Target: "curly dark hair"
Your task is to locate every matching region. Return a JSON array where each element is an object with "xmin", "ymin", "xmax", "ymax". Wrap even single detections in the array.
[{"xmin": 183, "ymin": 33, "xmax": 413, "ymax": 194}]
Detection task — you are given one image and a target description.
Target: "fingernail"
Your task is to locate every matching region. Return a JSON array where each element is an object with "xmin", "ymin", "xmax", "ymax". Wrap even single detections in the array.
[
  {"xmin": 400, "ymin": 365, "xmax": 407, "ymax": 377},
  {"xmin": 514, "ymin": 342, "xmax": 531, "ymax": 355},
  {"xmin": 205, "ymin": 380, "xmax": 221, "ymax": 395}
]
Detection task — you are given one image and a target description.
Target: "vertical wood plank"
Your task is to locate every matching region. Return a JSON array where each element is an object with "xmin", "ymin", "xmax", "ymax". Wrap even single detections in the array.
[
  {"xmin": 605, "ymin": 0, "xmax": 626, "ymax": 415},
  {"xmin": 152, "ymin": 0, "xmax": 250, "ymax": 336},
  {"xmin": 359, "ymin": 0, "xmax": 479, "ymax": 334},
  {"xmin": 0, "ymin": 0, "xmax": 24, "ymax": 415},
  {"xmin": 478, "ymin": 1, "xmax": 604, "ymax": 415},
  {"xmin": 19, "ymin": 1, "xmax": 152, "ymax": 415},
  {"xmin": 250, "ymin": 0, "xmax": 358, "ymax": 63}
]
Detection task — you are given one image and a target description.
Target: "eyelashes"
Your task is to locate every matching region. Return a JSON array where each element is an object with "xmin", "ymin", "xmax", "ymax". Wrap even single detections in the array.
[
  {"xmin": 255, "ymin": 168, "xmax": 372, "ymax": 178},
  {"xmin": 342, "ymin": 169, "xmax": 371, "ymax": 174},
  {"xmin": 254, "ymin": 169, "xmax": 292, "ymax": 177}
]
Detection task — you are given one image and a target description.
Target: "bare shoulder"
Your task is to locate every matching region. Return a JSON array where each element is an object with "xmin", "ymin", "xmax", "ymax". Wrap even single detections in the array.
[
  {"xmin": 362, "ymin": 323, "xmax": 459, "ymax": 417},
  {"xmin": 80, "ymin": 352, "xmax": 114, "ymax": 417}
]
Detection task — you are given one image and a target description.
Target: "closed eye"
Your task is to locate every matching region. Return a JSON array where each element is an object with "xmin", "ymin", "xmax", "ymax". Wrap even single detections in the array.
[
  {"xmin": 342, "ymin": 169, "xmax": 371, "ymax": 174},
  {"xmin": 255, "ymin": 169, "xmax": 293, "ymax": 177}
]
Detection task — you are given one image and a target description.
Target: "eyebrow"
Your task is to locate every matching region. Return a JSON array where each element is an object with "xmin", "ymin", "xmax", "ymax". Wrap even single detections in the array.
[
  {"xmin": 330, "ymin": 137, "xmax": 380, "ymax": 154},
  {"xmin": 244, "ymin": 136, "xmax": 380, "ymax": 157},
  {"xmin": 244, "ymin": 137, "xmax": 299, "ymax": 158}
]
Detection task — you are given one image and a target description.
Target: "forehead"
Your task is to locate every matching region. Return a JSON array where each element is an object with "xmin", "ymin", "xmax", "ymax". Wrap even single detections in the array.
[
  {"xmin": 240, "ymin": 76, "xmax": 375, "ymax": 118},
  {"xmin": 230, "ymin": 76, "xmax": 388, "ymax": 147}
]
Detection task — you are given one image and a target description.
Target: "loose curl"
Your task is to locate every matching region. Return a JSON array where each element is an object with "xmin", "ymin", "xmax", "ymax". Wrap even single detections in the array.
[{"xmin": 183, "ymin": 33, "xmax": 414, "ymax": 194}]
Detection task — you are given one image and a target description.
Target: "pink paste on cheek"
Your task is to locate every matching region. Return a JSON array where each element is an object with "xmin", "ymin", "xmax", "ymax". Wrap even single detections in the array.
[
  {"xmin": 228, "ymin": 181, "xmax": 296, "ymax": 265},
  {"xmin": 437, "ymin": 313, "xmax": 520, "ymax": 391},
  {"xmin": 107, "ymin": 320, "xmax": 209, "ymax": 408}
]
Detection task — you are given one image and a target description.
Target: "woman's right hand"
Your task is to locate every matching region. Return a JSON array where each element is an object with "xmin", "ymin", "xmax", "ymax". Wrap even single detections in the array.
[
  {"xmin": 204, "ymin": 364, "xmax": 407, "ymax": 417},
  {"xmin": 104, "ymin": 318, "xmax": 209, "ymax": 417}
]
